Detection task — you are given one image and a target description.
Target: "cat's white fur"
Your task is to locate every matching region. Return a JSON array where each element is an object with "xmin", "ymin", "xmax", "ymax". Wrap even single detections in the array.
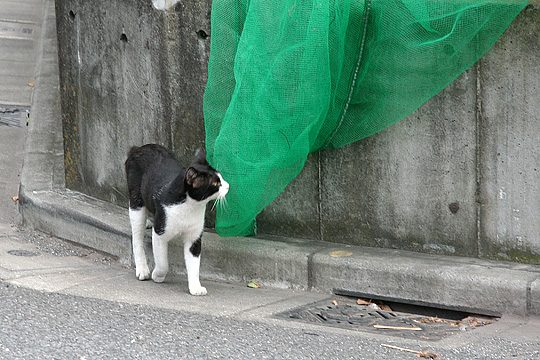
[
  {"xmin": 129, "ymin": 207, "xmax": 151, "ymax": 280},
  {"xmin": 151, "ymin": 0, "xmax": 181, "ymax": 11},
  {"xmin": 130, "ymin": 173, "xmax": 229, "ymax": 296}
]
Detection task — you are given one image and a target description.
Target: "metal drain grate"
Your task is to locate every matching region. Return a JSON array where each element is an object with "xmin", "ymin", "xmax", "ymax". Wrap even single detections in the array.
[
  {"xmin": 0, "ymin": 105, "xmax": 29, "ymax": 127},
  {"xmin": 277, "ymin": 295, "xmax": 495, "ymax": 341}
]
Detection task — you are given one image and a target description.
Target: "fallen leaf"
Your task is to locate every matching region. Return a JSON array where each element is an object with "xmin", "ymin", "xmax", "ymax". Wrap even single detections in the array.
[
  {"xmin": 329, "ymin": 250, "xmax": 353, "ymax": 257},
  {"xmin": 462, "ymin": 316, "xmax": 493, "ymax": 328},
  {"xmin": 417, "ymin": 351, "xmax": 438, "ymax": 359},
  {"xmin": 356, "ymin": 298, "xmax": 371, "ymax": 305},
  {"xmin": 356, "ymin": 298, "xmax": 392, "ymax": 311},
  {"xmin": 247, "ymin": 280, "xmax": 261, "ymax": 289},
  {"xmin": 419, "ymin": 317, "xmax": 442, "ymax": 324},
  {"xmin": 11, "ymin": 195, "xmax": 19, "ymax": 203},
  {"xmin": 331, "ymin": 299, "xmax": 338, "ymax": 306}
]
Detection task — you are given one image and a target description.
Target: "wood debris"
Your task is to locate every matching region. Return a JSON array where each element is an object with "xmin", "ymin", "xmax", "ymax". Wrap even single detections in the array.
[
  {"xmin": 356, "ymin": 297, "xmax": 393, "ymax": 311},
  {"xmin": 356, "ymin": 298, "xmax": 371, "ymax": 305},
  {"xmin": 417, "ymin": 316, "xmax": 461, "ymax": 326},
  {"xmin": 462, "ymin": 316, "xmax": 493, "ymax": 327},
  {"xmin": 374, "ymin": 324, "xmax": 423, "ymax": 331},
  {"xmin": 417, "ymin": 315, "xmax": 493, "ymax": 328},
  {"xmin": 381, "ymin": 344, "xmax": 438, "ymax": 359}
]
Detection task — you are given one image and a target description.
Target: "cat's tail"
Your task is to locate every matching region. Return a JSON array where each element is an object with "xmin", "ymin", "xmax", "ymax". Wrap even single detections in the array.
[
  {"xmin": 125, "ymin": 146, "xmax": 142, "ymax": 175},
  {"xmin": 126, "ymin": 146, "xmax": 140, "ymax": 161}
]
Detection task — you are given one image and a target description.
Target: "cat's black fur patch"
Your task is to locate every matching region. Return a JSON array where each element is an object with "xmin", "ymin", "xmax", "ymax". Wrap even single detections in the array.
[
  {"xmin": 124, "ymin": 144, "xmax": 221, "ymax": 216},
  {"xmin": 153, "ymin": 204, "xmax": 166, "ymax": 235},
  {"xmin": 190, "ymin": 236, "xmax": 202, "ymax": 257}
]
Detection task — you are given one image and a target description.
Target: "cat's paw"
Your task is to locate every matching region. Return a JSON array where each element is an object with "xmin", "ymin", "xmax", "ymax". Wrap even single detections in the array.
[
  {"xmin": 151, "ymin": 269, "xmax": 167, "ymax": 283},
  {"xmin": 136, "ymin": 265, "xmax": 151, "ymax": 281},
  {"xmin": 189, "ymin": 285, "xmax": 207, "ymax": 296}
]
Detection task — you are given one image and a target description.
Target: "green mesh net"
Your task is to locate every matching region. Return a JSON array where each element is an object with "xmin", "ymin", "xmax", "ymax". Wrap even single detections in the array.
[{"xmin": 203, "ymin": 0, "xmax": 527, "ymax": 237}]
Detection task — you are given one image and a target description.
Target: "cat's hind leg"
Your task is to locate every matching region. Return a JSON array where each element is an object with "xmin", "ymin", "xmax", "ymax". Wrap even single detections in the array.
[
  {"xmin": 129, "ymin": 207, "xmax": 151, "ymax": 280},
  {"xmin": 184, "ymin": 234, "xmax": 207, "ymax": 296},
  {"xmin": 151, "ymin": 207, "xmax": 171, "ymax": 283}
]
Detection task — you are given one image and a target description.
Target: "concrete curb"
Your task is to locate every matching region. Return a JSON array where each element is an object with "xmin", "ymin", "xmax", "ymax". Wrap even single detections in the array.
[{"xmin": 19, "ymin": 0, "xmax": 540, "ymax": 316}]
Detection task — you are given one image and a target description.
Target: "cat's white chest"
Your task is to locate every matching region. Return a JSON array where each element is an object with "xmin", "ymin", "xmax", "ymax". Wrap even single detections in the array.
[{"xmin": 163, "ymin": 199, "xmax": 205, "ymax": 239}]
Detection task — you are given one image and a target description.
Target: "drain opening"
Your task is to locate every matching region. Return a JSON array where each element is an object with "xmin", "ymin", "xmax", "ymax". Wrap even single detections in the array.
[
  {"xmin": 334, "ymin": 288, "xmax": 501, "ymax": 318},
  {"xmin": 277, "ymin": 290, "xmax": 497, "ymax": 341}
]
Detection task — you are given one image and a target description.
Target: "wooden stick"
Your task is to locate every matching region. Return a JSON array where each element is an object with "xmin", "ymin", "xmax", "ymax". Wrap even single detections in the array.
[
  {"xmin": 374, "ymin": 324, "xmax": 423, "ymax": 331},
  {"xmin": 381, "ymin": 344, "xmax": 420, "ymax": 354},
  {"xmin": 381, "ymin": 344, "xmax": 438, "ymax": 359}
]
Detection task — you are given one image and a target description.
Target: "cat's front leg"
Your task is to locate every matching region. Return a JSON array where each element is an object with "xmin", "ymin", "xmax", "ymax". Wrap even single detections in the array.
[
  {"xmin": 184, "ymin": 234, "xmax": 206, "ymax": 296},
  {"xmin": 151, "ymin": 230, "xmax": 170, "ymax": 283}
]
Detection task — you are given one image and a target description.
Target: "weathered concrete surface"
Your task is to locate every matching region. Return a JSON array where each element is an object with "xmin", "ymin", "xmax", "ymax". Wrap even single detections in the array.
[
  {"xmin": 20, "ymin": 0, "xmax": 64, "ymax": 193},
  {"xmin": 54, "ymin": 1, "xmax": 540, "ymax": 262},
  {"xmin": 168, "ymin": 232, "xmax": 325, "ymax": 290},
  {"xmin": 478, "ymin": 4, "xmax": 540, "ymax": 263},
  {"xmin": 321, "ymin": 70, "xmax": 478, "ymax": 257},
  {"xmin": 56, "ymin": 0, "xmax": 172, "ymax": 203},
  {"xmin": 311, "ymin": 245, "xmax": 540, "ymax": 316},
  {"xmin": 168, "ymin": 0, "xmax": 211, "ymax": 166},
  {"xmin": 0, "ymin": 0, "xmax": 45, "ymax": 106},
  {"xmin": 258, "ymin": 153, "xmax": 321, "ymax": 240},
  {"xmin": 20, "ymin": 185, "xmax": 540, "ymax": 316},
  {"xmin": 0, "ymin": 127, "xmax": 25, "ymax": 225},
  {"xmin": 531, "ymin": 279, "xmax": 540, "ymax": 315}
]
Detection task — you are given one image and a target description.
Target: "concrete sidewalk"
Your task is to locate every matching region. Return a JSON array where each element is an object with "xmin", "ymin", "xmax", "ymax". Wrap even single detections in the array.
[
  {"xmin": 0, "ymin": 230, "xmax": 325, "ymax": 320},
  {"xmin": 1, "ymin": 228, "xmax": 540, "ymax": 359}
]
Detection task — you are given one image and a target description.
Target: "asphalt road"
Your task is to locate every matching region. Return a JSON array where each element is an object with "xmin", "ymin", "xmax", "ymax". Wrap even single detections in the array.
[{"xmin": 1, "ymin": 279, "xmax": 540, "ymax": 360}]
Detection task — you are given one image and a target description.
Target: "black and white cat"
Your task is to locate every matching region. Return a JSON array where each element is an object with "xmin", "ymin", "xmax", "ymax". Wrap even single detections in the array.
[{"xmin": 125, "ymin": 144, "xmax": 229, "ymax": 296}]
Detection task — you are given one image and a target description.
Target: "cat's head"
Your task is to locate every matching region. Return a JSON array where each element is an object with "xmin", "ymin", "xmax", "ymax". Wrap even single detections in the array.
[{"xmin": 184, "ymin": 149, "xmax": 229, "ymax": 202}]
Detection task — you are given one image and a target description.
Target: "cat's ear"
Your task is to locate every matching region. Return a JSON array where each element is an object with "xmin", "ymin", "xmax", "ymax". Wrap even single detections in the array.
[
  {"xmin": 185, "ymin": 167, "xmax": 204, "ymax": 188},
  {"xmin": 194, "ymin": 148, "xmax": 208, "ymax": 164},
  {"xmin": 185, "ymin": 167, "xmax": 198, "ymax": 186}
]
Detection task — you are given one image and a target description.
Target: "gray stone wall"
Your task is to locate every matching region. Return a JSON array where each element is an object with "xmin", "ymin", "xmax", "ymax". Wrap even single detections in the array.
[{"xmin": 55, "ymin": 0, "xmax": 540, "ymax": 263}]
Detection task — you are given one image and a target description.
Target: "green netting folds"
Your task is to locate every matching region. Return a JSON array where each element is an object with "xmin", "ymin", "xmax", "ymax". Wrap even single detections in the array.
[{"xmin": 203, "ymin": 0, "xmax": 527, "ymax": 236}]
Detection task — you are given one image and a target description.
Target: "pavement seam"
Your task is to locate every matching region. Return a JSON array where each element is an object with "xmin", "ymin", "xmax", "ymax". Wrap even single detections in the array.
[
  {"xmin": 307, "ymin": 247, "xmax": 326, "ymax": 291},
  {"xmin": 1, "ymin": 265, "xmax": 99, "ymax": 273},
  {"xmin": 526, "ymin": 277, "xmax": 539, "ymax": 315},
  {"xmin": 231, "ymin": 297, "xmax": 304, "ymax": 317}
]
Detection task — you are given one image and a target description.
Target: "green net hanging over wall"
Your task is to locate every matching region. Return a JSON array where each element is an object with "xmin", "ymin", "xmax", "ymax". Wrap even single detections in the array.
[{"xmin": 203, "ymin": 0, "xmax": 527, "ymax": 237}]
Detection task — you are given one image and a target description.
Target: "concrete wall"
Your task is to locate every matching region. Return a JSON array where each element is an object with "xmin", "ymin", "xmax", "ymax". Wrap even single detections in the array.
[{"xmin": 56, "ymin": 0, "xmax": 540, "ymax": 263}]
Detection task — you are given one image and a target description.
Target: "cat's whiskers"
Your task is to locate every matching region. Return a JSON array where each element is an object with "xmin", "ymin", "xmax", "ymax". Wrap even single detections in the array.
[{"xmin": 219, "ymin": 196, "xmax": 229, "ymax": 211}]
